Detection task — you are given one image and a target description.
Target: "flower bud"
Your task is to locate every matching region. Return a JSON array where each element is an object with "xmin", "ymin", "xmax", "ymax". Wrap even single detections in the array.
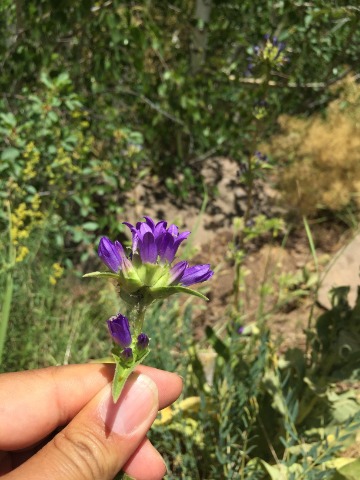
[
  {"xmin": 137, "ymin": 333, "xmax": 149, "ymax": 350},
  {"xmin": 121, "ymin": 347, "xmax": 133, "ymax": 360},
  {"xmin": 107, "ymin": 313, "xmax": 132, "ymax": 348}
]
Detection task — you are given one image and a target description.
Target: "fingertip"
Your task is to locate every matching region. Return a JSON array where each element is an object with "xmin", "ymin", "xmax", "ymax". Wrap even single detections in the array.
[
  {"xmin": 136, "ymin": 366, "xmax": 183, "ymax": 408},
  {"xmin": 123, "ymin": 438, "xmax": 167, "ymax": 480}
]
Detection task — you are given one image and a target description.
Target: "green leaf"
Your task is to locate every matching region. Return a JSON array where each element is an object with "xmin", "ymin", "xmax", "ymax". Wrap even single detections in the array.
[
  {"xmin": 40, "ymin": 72, "xmax": 53, "ymax": 89},
  {"xmin": 150, "ymin": 286, "xmax": 209, "ymax": 301},
  {"xmin": 247, "ymin": 458, "xmax": 293, "ymax": 480},
  {"xmin": 329, "ymin": 458, "xmax": 360, "ymax": 480},
  {"xmin": 112, "ymin": 350, "xmax": 150, "ymax": 403},
  {"xmin": 83, "ymin": 271, "xmax": 119, "ymax": 279},
  {"xmin": 1, "ymin": 147, "xmax": 20, "ymax": 162},
  {"xmin": 205, "ymin": 326, "xmax": 230, "ymax": 361},
  {"xmin": 82, "ymin": 221, "xmax": 99, "ymax": 231},
  {"xmin": 47, "ymin": 110, "xmax": 58, "ymax": 123},
  {"xmin": 0, "ymin": 113, "xmax": 16, "ymax": 127}
]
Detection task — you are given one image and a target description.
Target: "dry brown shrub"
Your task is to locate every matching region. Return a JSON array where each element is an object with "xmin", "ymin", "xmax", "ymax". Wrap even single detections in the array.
[{"xmin": 268, "ymin": 76, "xmax": 360, "ymax": 216}]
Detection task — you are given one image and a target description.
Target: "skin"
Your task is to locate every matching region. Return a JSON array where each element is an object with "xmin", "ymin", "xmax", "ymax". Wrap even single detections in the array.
[{"xmin": 0, "ymin": 363, "xmax": 183, "ymax": 480}]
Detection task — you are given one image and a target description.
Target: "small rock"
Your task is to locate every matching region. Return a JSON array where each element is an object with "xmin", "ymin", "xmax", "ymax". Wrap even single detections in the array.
[{"xmin": 318, "ymin": 234, "xmax": 360, "ymax": 309}]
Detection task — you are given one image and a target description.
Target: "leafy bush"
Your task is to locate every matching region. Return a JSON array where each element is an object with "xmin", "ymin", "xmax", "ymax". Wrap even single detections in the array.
[
  {"xmin": 1, "ymin": 1, "xmax": 359, "ymax": 185},
  {"xmin": 147, "ymin": 295, "xmax": 360, "ymax": 479},
  {"xmin": 0, "ymin": 72, "xmax": 146, "ymax": 259}
]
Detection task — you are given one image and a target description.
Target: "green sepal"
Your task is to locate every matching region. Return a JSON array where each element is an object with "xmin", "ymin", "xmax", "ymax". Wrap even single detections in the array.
[
  {"xmin": 135, "ymin": 263, "xmax": 169, "ymax": 287},
  {"xmin": 83, "ymin": 271, "xmax": 119, "ymax": 279},
  {"xmin": 112, "ymin": 349, "xmax": 150, "ymax": 403},
  {"xmin": 149, "ymin": 285, "xmax": 209, "ymax": 301},
  {"xmin": 118, "ymin": 271, "xmax": 143, "ymax": 293}
]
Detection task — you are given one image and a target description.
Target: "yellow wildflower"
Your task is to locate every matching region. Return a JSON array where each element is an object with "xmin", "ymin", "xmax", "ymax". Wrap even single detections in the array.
[
  {"xmin": 23, "ymin": 142, "xmax": 41, "ymax": 181},
  {"xmin": 49, "ymin": 262, "xmax": 64, "ymax": 285},
  {"xmin": 16, "ymin": 246, "xmax": 29, "ymax": 263}
]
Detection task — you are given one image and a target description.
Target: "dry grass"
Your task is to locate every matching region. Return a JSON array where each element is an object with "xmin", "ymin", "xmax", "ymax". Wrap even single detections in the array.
[{"xmin": 268, "ymin": 76, "xmax": 360, "ymax": 215}]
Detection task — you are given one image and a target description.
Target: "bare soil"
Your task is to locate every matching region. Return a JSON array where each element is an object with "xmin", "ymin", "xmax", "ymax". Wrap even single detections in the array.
[
  {"xmin": 123, "ymin": 157, "xmax": 360, "ymax": 457},
  {"xmin": 124, "ymin": 157, "xmax": 350, "ymax": 349}
]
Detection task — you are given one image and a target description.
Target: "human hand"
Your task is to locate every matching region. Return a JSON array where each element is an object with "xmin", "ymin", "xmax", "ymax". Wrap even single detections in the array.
[{"xmin": 0, "ymin": 363, "xmax": 182, "ymax": 480}]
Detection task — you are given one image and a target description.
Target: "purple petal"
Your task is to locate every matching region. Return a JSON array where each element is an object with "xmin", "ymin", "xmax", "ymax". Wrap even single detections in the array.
[
  {"xmin": 170, "ymin": 260, "xmax": 188, "ymax": 284},
  {"xmin": 123, "ymin": 222, "xmax": 139, "ymax": 253},
  {"xmin": 138, "ymin": 222, "xmax": 153, "ymax": 241},
  {"xmin": 98, "ymin": 237, "xmax": 123, "ymax": 272},
  {"xmin": 173, "ymin": 231, "xmax": 190, "ymax": 249},
  {"xmin": 114, "ymin": 240, "xmax": 125, "ymax": 256},
  {"xmin": 154, "ymin": 221, "xmax": 167, "ymax": 239},
  {"xmin": 180, "ymin": 264, "xmax": 214, "ymax": 287},
  {"xmin": 138, "ymin": 231, "xmax": 158, "ymax": 263},
  {"xmin": 144, "ymin": 216, "xmax": 156, "ymax": 230},
  {"xmin": 107, "ymin": 313, "xmax": 132, "ymax": 347},
  {"xmin": 168, "ymin": 231, "xmax": 191, "ymax": 261},
  {"xmin": 167, "ymin": 224, "xmax": 179, "ymax": 236},
  {"xmin": 123, "ymin": 221, "xmax": 135, "ymax": 231},
  {"xmin": 157, "ymin": 232, "xmax": 175, "ymax": 263}
]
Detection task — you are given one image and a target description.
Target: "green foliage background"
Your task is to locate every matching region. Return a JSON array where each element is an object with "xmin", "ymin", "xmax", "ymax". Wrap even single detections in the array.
[
  {"xmin": 1, "ymin": 1, "xmax": 359, "ymax": 252},
  {"xmin": 1, "ymin": 1, "xmax": 360, "ymax": 479}
]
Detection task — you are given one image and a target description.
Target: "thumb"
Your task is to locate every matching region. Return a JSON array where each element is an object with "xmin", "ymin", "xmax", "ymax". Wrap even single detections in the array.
[{"xmin": 7, "ymin": 373, "xmax": 160, "ymax": 480}]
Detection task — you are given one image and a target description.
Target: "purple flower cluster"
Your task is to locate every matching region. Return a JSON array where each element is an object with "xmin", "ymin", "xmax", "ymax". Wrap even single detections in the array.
[
  {"xmin": 237, "ymin": 151, "xmax": 268, "ymax": 177},
  {"xmin": 254, "ymin": 35, "xmax": 286, "ymax": 63},
  {"xmin": 246, "ymin": 34, "xmax": 287, "ymax": 74},
  {"xmin": 107, "ymin": 313, "xmax": 149, "ymax": 356},
  {"xmin": 123, "ymin": 216, "xmax": 190, "ymax": 264},
  {"xmin": 255, "ymin": 151, "xmax": 268, "ymax": 163},
  {"xmin": 98, "ymin": 217, "xmax": 213, "ymax": 288},
  {"xmin": 262, "ymin": 34, "xmax": 286, "ymax": 58}
]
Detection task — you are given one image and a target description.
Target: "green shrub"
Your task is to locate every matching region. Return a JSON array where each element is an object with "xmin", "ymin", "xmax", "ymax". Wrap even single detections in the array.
[{"xmin": 0, "ymin": 72, "xmax": 146, "ymax": 260}]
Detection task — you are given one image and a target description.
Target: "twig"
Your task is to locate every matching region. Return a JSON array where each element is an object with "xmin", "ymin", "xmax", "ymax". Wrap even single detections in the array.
[
  {"xmin": 121, "ymin": 88, "xmax": 187, "ymax": 127},
  {"xmin": 188, "ymin": 146, "xmax": 220, "ymax": 165},
  {"xmin": 238, "ymin": 69, "xmax": 354, "ymax": 89}
]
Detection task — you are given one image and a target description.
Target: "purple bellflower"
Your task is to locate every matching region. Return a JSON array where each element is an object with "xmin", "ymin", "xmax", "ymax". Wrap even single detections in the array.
[
  {"xmin": 97, "ymin": 217, "xmax": 213, "ymax": 294},
  {"xmin": 123, "ymin": 216, "xmax": 191, "ymax": 265},
  {"xmin": 85, "ymin": 216, "xmax": 213, "ymax": 403},
  {"xmin": 107, "ymin": 313, "xmax": 132, "ymax": 348}
]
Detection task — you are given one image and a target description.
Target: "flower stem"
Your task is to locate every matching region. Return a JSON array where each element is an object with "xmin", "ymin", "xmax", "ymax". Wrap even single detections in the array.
[{"xmin": 131, "ymin": 303, "xmax": 147, "ymax": 337}]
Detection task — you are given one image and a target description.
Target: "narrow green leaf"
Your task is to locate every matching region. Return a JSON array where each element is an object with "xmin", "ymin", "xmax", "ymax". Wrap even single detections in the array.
[
  {"xmin": 205, "ymin": 326, "xmax": 230, "ymax": 361},
  {"xmin": 303, "ymin": 216, "xmax": 319, "ymax": 277},
  {"xmin": 83, "ymin": 271, "xmax": 119, "ymax": 279},
  {"xmin": 150, "ymin": 286, "xmax": 209, "ymax": 301},
  {"xmin": 112, "ymin": 350, "xmax": 150, "ymax": 403}
]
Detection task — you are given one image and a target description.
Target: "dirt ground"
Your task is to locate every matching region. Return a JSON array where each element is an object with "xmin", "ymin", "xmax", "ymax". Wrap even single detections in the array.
[
  {"xmin": 124, "ymin": 157, "xmax": 350, "ymax": 349},
  {"xmin": 123, "ymin": 157, "xmax": 360, "ymax": 457}
]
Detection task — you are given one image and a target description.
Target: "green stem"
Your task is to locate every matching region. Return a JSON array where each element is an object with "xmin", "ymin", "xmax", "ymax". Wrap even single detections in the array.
[
  {"xmin": 132, "ymin": 303, "xmax": 147, "ymax": 338},
  {"xmin": 233, "ymin": 256, "xmax": 243, "ymax": 314},
  {"xmin": 0, "ymin": 271, "xmax": 14, "ymax": 366},
  {"xmin": 0, "ymin": 201, "xmax": 15, "ymax": 367}
]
